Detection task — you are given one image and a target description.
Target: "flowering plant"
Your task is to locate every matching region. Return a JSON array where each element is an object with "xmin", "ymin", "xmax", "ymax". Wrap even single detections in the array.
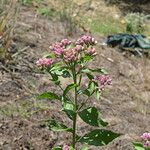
[
  {"xmin": 133, "ymin": 133, "xmax": 150, "ymax": 150},
  {"xmin": 37, "ymin": 35, "xmax": 120, "ymax": 149}
]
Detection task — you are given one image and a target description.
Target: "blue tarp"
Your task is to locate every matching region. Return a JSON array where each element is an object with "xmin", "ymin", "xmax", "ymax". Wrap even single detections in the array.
[{"xmin": 106, "ymin": 34, "xmax": 150, "ymax": 49}]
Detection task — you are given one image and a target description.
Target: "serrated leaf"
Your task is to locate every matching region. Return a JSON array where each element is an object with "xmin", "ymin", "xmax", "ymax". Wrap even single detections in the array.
[
  {"xmin": 52, "ymin": 147, "xmax": 62, "ymax": 150},
  {"xmin": 47, "ymin": 119, "xmax": 73, "ymax": 133},
  {"xmin": 37, "ymin": 92, "xmax": 60, "ymax": 101},
  {"xmin": 78, "ymin": 107, "xmax": 108, "ymax": 127},
  {"xmin": 63, "ymin": 84, "xmax": 77, "ymax": 97},
  {"xmin": 79, "ymin": 129, "xmax": 121, "ymax": 146},
  {"xmin": 133, "ymin": 142, "xmax": 145, "ymax": 150},
  {"xmin": 62, "ymin": 101, "xmax": 75, "ymax": 120}
]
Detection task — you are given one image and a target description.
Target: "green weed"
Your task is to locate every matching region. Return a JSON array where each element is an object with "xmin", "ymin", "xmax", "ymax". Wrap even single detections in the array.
[
  {"xmin": 125, "ymin": 13, "xmax": 150, "ymax": 34},
  {"xmin": 37, "ymin": 7, "xmax": 57, "ymax": 18},
  {"xmin": 88, "ymin": 18, "xmax": 124, "ymax": 35},
  {"xmin": 0, "ymin": 101, "xmax": 50, "ymax": 118}
]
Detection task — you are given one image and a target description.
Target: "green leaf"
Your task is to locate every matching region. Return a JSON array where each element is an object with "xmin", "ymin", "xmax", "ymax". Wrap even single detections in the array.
[
  {"xmin": 51, "ymin": 69, "xmax": 63, "ymax": 76},
  {"xmin": 89, "ymin": 68, "xmax": 108, "ymax": 74},
  {"xmin": 50, "ymin": 63, "xmax": 65, "ymax": 76},
  {"xmin": 82, "ymin": 89, "xmax": 91, "ymax": 97},
  {"xmin": 80, "ymin": 55, "xmax": 93, "ymax": 64},
  {"xmin": 78, "ymin": 107, "xmax": 108, "ymax": 127},
  {"xmin": 63, "ymin": 84, "xmax": 77, "ymax": 97},
  {"xmin": 88, "ymin": 82, "xmax": 95, "ymax": 94},
  {"xmin": 86, "ymin": 73, "xmax": 94, "ymax": 80},
  {"xmin": 52, "ymin": 147, "xmax": 62, "ymax": 150},
  {"xmin": 133, "ymin": 142, "xmax": 145, "ymax": 150},
  {"xmin": 50, "ymin": 63, "xmax": 61, "ymax": 71},
  {"xmin": 81, "ymin": 68, "xmax": 92, "ymax": 74},
  {"xmin": 80, "ymin": 147, "xmax": 89, "ymax": 150},
  {"xmin": 47, "ymin": 119, "xmax": 73, "ymax": 133},
  {"xmin": 96, "ymin": 90, "xmax": 101, "ymax": 100},
  {"xmin": 62, "ymin": 101, "xmax": 75, "ymax": 120},
  {"xmin": 37, "ymin": 92, "xmax": 60, "ymax": 101},
  {"xmin": 77, "ymin": 88, "xmax": 83, "ymax": 95},
  {"xmin": 78, "ymin": 129, "xmax": 121, "ymax": 146},
  {"xmin": 43, "ymin": 53, "xmax": 55, "ymax": 58},
  {"xmin": 62, "ymin": 70, "xmax": 71, "ymax": 78},
  {"xmin": 78, "ymin": 88, "xmax": 91, "ymax": 97},
  {"xmin": 51, "ymin": 73, "xmax": 58, "ymax": 80},
  {"xmin": 69, "ymin": 146, "xmax": 75, "ymax": 150},
  {"xmin": 50, "ymin": 73, "xmax": 60, "ymax": 85}
]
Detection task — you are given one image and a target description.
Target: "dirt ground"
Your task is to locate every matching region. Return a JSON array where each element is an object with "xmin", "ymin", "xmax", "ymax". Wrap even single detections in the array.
[{"xmin": 0, "ymin": 3, "xmax": 150, "ymax": 150}]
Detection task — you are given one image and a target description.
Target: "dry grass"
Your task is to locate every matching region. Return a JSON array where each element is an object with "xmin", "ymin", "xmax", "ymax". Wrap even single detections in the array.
[
  {"xmin": 0, "ymin": 0, "xmax": 18, "ymax": 62},
  {"xmin": 47, "ymin": 0, "xmax": 150, "ymax": 35}
]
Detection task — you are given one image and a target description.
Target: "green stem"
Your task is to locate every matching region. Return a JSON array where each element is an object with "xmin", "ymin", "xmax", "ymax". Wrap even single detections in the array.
[
  {"xmin": 78, "ymin": 74, "xmax": 82, "ymax": 86},
  {"xmin": 72, "ymin": 64, "xmax": 78, "ymax": 149}
]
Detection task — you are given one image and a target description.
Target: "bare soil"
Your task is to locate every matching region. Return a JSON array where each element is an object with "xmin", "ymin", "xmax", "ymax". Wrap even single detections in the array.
[{"xmin": 0, "ymin": 4, "xmax": 150, "ymax": 150}]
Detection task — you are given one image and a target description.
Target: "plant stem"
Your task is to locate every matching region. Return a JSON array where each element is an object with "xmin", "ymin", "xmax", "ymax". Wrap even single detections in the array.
[{"xmin": 72, "ymin": 64, "xmax": 77, "ymax": 149}]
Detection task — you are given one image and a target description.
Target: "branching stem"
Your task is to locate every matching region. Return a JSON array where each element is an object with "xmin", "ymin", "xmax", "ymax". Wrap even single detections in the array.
[{"xmin": 72, "ymin": 63, "xmax": 78, "ymax": 148}]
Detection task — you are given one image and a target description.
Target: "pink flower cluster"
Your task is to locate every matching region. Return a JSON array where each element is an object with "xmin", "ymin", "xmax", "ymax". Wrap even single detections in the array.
[
  {"xmin": 64, "ymin": 48, "xmax": 77, "ymax": 62},
  {"xmin": 63, "ymin": 145, "xmax": 70, "ymax": 150},
  {"xmin": 61, "ymin": 39, "xmax": 72, "ymax": 47},
  {"xmin": 75, "ymin": 44, "xmax": 83, "ymax": 52},
  {"xmin": 93, "ymin": 75, "xmax": 112, "ymax": 91},
  {"xmin": 50, "ymin": 39, "xmax": 71, "ymax": 57},
  {"xmin": 36, "ymin": 58, "xmax": 54, "ymax": 67},
  {"xmin": 86, "ymin": 47, "xmax": 97, "ymax": 56},
  {"xmin": 50, "ymin": 42, "xmax": 64, "ymax": 57},
  {"xmin": 76, "ymin": 35, "xmax": 97, "ymax": 46},
  {"xmin": 49, "ymin": 36, "xmax": 97, "ymax": 62},
  {"xmin": 141, "ymin": 133, "xmax": 150, "ymax": 148}
]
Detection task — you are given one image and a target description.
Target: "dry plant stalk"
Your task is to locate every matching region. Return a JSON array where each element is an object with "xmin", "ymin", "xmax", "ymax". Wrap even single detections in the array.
[{"xmin": 0, "ymin": 0, "xmax": 18, "ymax": 63}]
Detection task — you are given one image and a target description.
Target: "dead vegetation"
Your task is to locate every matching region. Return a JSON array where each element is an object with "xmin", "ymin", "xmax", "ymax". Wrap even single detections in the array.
[{"xmin": 0, "ymin": 0, "xmax": 18, "ymax": 63}]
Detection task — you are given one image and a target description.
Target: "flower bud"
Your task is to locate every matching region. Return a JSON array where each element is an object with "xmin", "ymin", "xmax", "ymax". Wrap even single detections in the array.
[
  {"xmin": 50, "ymin": 42, "xmax": 64, "ymax": 57},
  {"xmin": 93, "ymin": 75, "xmax": 112, "ymax": 91},
  {"xmin": 64, "ymin": 48, "xmax": 77, "ymax": 62},
  {"xmin": 86, "ymin": 47, "xmax": 97, "ymax": 56},
  {"xmin": 63, "ymin": 145, "xmax": 70, "ymax": 150},
  {"xmin": 36, "ymin": 58, "xmax": 54, "ymax": 68},
  {"xmin": 76, "ymin": 35, "xmax": 97, "ymax": 46},
  {"xmin": 61, "ymin": 39, "xmax": 72, "ymax": 47}
]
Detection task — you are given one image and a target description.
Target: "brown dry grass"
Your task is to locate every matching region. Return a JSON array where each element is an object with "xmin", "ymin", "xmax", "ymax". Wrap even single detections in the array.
[{"xmin": 0, "ymin": 0, "xmax": 18, "ymax": 62}]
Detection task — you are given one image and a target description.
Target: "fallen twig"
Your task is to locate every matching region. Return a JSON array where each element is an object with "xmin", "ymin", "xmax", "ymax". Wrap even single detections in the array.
[
  {"xmin": 100, "ymin": 54, "xmax": 114, "ymax": 63},
  {"xmin": 12, "ymin": 46, "xmax": 30, "ymax": 57}
]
